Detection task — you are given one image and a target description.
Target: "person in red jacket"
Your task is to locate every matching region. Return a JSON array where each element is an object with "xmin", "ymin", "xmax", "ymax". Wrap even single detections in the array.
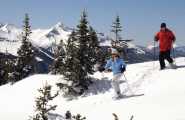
[{"xmin": 154, "ymin": 23, "xmax": 176, "ymax": 70}]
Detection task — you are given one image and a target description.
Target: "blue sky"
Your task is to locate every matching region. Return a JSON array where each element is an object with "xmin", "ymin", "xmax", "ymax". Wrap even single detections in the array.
[{"xmin": 0, "ymin": 0, "xmax": 185, "ymax": 46}]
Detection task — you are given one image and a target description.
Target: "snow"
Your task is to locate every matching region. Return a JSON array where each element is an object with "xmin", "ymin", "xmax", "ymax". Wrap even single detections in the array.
[
  {"xmin": 0, "ymin": 40, "xmax": 21, "ymax": 55},
  {"xmin": 0, "ymin": 57, "xmax": 185, "ymax": 120},
  {"xmin": 0, "ymin": 22, "xmax": 71, "ymax": 55},
  {"xmin": 35, "ymin": 57, "xmax": 43, "ymax": 62},
  {"xmin": 30, "ymin": 22, "xmax": 71, "ymax": 48},
  {"xmin": 99, "ymin": 39, "xmax": 111, "ymax": 46}
]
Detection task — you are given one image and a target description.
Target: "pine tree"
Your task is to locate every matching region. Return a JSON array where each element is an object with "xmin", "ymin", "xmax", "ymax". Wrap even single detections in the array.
[
  {"xmin": 30, "ymin": 83, "xmax": 58, "ymax": 120},
  {"xmin": 57, "ymin": 31, "xmax": 83, "ymax": 95},
  {"xmin": 57, "ymin": 11, "xmax": 99, "ymax": 95},
  {"xmin": 0, "ymin": 53, "xmax": 16, "ymax": 85},
  {"xmin": 111, "ymin": 15, "xmax": 128, "ymax": 59},
  {"xmin": 0, "ymin": 58, "xmax": 6, "ymax": 85},
  {"xmin": 50, "ymin": 39, "xmax": 65, "ymax": 74},
  {"xmin": 88, "ymin": 26, "xmax": 99, "ymax": 72},
  {"xmin": 75, "ymin": 10, "xmax": 96, "ymax": 87},
  {"xmin": 111, "ymin": 15, "xmax": 122, "ymax": 42},
  {"xmin": 15, "ymin": 13, "xmax": 35, "ymax": 81}
]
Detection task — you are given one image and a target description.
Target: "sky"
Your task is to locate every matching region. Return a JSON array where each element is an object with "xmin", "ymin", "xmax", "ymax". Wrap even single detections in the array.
[{"xmin": 0, "ymin": 0, "xmax": 185, "ymax": 46}]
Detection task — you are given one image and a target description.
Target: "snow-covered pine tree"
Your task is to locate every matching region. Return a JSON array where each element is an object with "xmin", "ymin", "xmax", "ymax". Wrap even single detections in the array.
[
  {"xmin": 57, "ymin": 31, "xmax": 83, "ymax": 95},
  {"xmin": 30, "ymin": 83, "xmax": 58, "ymax": 120},
  {"xmin": 88, "ymin": 26, "xmax": 99, "ymax": 73},
  {"xmin": 57, "ymin": 11, "xmax": 99, "ymax": 95},
  {"xmin": 4, "ymin": 58, "xmax": 16, "ymax": 84},
  {"xmin": 50, "ymin": 39, "xmax": 65, "ymax": 74},
  {"xmin": 111, "ymin": 15, "xmax": 122, "ymax": 43},
  {"xmin": 0, "ymin": 53, "xmax": 16, "ymax": 85},
  {"xmin": 111, "ymin": 15, "xmax": 127, "ymax": 59},
  {"xmin": 75, "ymin": 10, "xmax": 95, "ymax": 88},
  {"xmin": 15, "ymin": 13, "xmax": 35, "ymax": 81}
]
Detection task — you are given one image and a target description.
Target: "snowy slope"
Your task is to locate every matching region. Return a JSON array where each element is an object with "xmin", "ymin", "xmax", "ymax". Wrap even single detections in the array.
[{"xmin": 0, "ymin": 57, "xmax": 185, "ymax": 120}]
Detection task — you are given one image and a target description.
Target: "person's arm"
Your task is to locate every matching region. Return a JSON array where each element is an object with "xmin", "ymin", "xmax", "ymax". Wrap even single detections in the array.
[
  {"xmin": 105, "ymin": 59, "xmax": 112, "ymax": 70},
  {"xmin": 99, "ymin": 59, "xmax": 112, "ymax": 72},
  {"xmin": 171, "ymin": 31, "xmax": 176, "ymax": 42},
  {"xmin": 154, "ymin": 32, "xmax": 159, "ymax": 42}
]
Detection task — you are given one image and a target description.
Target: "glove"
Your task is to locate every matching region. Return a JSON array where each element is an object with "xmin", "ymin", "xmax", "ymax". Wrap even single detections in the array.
[
  {"xmin": 121, "ymin": 66, "xmax": 126, "ymax": 73},
  {"xmin": 107, "ymin": 69, "xmax": 112, "ymax": 72},
  {"xmin": 98, "ymin": 67, "xmax": 105, "ymax": 72}
]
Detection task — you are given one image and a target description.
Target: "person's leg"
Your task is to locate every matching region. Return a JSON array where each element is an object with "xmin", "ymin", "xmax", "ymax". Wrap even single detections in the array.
[
  {"xmin": 165, "ymin": 50, "xmax": 173, "ymax": 63},
  {"xmin": 165, "ymin": 50, "xmax": 177, "ymax": 68},
  {"xmin": 159, "ymin": 51, "xmax": 166, "ymax": 69},
  {"xmin": 112, "ymin": 74, "xmax": 122, "ymax": 96}
]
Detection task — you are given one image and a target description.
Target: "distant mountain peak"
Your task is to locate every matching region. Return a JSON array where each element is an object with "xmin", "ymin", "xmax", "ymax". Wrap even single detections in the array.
[
  {"xmin": 0, "ymin": 23, "xmax": 19, "ymax": 33},
  {"xmin": 54, "ymin": 22, "xmax": 64, "ymax": 28},
  {"xmin": 0, "ymin": 23, "xmax": 5, "ymax": 28}
]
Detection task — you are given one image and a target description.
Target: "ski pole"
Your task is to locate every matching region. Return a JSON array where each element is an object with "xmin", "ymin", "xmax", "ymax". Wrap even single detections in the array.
[
  {"xmin": 123, "ymin": 73, "xmax": 134, "ymax": 95},
  {"xmin": 172, "ymin": 44, "xmax": 176, "ymax": 64},
  {"xmin": 153, "ymin": 41, "xmax": 156, "ymax": 69}
]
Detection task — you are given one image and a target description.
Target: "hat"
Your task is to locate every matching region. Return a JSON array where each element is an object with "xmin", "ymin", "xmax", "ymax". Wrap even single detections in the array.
[
  {"xmin": 161, "ymin": 23, "xmax": 166, "ymax": 28},
  {"xmin": 111, "ymin": 48, "xmax": 119, "ymax": 55}
]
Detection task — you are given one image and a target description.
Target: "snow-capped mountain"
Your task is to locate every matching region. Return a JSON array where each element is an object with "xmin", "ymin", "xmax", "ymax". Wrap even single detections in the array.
[
  {"xmin": 0, "ymin": 23, "xmax": 21, "ymax": 41},
  {"xmin": 31, "ymin": 22, "xmax": 71, "ymax": 48},
  {"xmin": 0, "ymin": 22, "xmax": 71, "ymax": 51}
]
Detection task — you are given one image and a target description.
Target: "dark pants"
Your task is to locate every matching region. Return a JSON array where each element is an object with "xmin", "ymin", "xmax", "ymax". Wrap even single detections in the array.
[{"xmin": 159, "ymin": 50, "xmax": 173, "ymax": 69}]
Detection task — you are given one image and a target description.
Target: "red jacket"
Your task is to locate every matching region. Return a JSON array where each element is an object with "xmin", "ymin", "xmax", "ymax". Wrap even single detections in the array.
[{"xmin": 155, "ymin": 29, "xmax": 176, "ymax": 52}]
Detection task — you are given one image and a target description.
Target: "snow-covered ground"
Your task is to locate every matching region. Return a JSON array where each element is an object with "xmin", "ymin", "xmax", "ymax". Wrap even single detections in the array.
[{"xmin": 0, "ymin": 57, "xmax": 185, "ymax": 120}]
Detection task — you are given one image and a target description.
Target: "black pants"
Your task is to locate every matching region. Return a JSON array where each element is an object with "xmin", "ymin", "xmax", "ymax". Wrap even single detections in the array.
[{"xmin": 159, "ymin": 50, "xmax": 173, "ymax": 69}]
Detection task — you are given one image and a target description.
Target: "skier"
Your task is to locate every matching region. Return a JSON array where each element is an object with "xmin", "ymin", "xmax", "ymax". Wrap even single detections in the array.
[
  {"xmin": 154, "ymin": 23, "xmax": 176, "ymax": 70},
  {"xmin": 103, "ymin": 48, "xmax": 126, "ymax": 99}
]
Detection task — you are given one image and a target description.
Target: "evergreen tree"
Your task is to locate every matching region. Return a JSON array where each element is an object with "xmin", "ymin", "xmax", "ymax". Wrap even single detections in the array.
[
  {"xmin": 57, "ymin": 31, "xmax": 83, "ymax": 95},
  {"xmin": 75, "ymin": 10, "xmax": 97, "ymax": 87},
  {"xmin": 50, "ymin": 39, "xmax": 65, "ymax": 74},
  {"xmin": 76, "ymin": 10, "xmax": 89, "ymax": 86},
  {"xmin": 111, "ymin": 15, "xmax": 128, "ymax": 59},
  {"xmin": 30, "ymin": 83, "xmax": 58, "ymax": 120},
  {"xmin": 0, "ymin": 58, "xmax": 6, "ymax": 85},
  {"xmin": 0, "ymin": 53, "xmax": 16, "ymax": 85},
  {"xmin": 111, "ymin": 15, "xmax": 122, "ymax": 42},
  {"xmin": 88, "ymin": 26, "xmax": 99, "ymax": 72},
  {"xmin": 57, "ymin": 11, "xmax": 99, "ymax": 95},
  {"xmin": 15, "ymin": 13, "xmax": 35, "ymax": 81}
]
